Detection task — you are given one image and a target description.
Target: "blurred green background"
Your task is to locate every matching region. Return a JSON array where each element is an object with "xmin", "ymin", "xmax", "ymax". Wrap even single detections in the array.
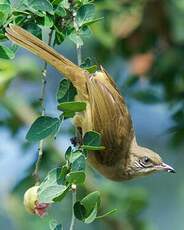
[{"xmin": 1, "ymin": 0, "xmax": 184, "ymax": 229}]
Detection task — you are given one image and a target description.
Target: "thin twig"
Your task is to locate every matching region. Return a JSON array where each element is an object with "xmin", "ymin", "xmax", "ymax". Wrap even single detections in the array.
[
  {"xmin": 69, "ymin": 184, "xmax": 77, "ymax": 230},
  {"xmin": 33, "ymin": 29, "xmax": 53, "ymax": 183},
  {"xmin": 69, "ymin": 11, "xmax": 83, "ymax": 230},
  {"xmin": 73, "ymin": 11, "xmax": 82, "ymax": 66},
  {"xmin": 76, "ymin": 42, "xmax": 82, "ymax": 66}
]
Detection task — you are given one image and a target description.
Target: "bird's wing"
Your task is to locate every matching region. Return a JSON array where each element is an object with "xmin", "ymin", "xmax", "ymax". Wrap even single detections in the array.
[
  {"xmin": 86, "ymin": 69, "xmax": 134, "ymax": 166},
  {"xmin": 5, "ymin": 24, "xmax": 88, "ymax": 98}
]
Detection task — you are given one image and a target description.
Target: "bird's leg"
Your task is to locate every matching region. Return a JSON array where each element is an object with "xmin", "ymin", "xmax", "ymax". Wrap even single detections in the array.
[{"xmin": 70, "ymin": 127, "xmax": 83, "ymax": 147}]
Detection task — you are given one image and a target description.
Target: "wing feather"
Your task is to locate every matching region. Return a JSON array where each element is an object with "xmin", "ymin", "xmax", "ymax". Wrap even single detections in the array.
[{"xmin": 86, "ymin": 71, "xmax": 134, "ymax": 167}]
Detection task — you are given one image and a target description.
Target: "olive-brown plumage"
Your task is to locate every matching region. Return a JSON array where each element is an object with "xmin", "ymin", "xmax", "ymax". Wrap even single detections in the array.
[{"xmin": 5, "ymin": 25, "xmax": 175, "ymax": 181}]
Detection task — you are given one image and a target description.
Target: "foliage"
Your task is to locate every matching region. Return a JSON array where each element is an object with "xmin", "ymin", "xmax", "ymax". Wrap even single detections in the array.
[
  {"xmin": 90, "ymin": 0, "xmax": 184, "ymax": 146},
  {"xmin": 1, "ymin": 0, "xmax": 182, "ymax": 229},
  {"xmin": 0, "ymin": 0, "xmax": 101, "ymax": 52},
  {"xmin": 26, "ymin": 116, "xmax": 61, "ymax": 142},
  {"xmin": 0, "ymin": 0, "xmax": 113, "ymax": 228}
]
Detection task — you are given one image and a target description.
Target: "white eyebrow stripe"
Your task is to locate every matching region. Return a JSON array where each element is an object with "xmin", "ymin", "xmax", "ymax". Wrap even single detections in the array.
[{"xmin": 134, "ymin": 161, "xmax": 142, "ymax": 168}]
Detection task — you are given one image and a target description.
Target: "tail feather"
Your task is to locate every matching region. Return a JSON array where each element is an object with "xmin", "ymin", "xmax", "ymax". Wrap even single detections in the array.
[{"xmin": 5, "ymin": 24, "xmax": 88, "ymax": 97}]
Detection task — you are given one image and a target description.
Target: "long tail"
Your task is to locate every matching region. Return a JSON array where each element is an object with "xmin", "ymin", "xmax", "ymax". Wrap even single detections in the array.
[{"xmin": 5, "ymin": 24, "xmax": 88, "ymax": 97}]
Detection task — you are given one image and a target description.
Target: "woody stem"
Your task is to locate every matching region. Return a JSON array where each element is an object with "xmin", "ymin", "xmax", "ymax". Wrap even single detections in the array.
[
  {"xmin": 69, "ymin": 10, "xmax": 82, "ymax": 230},
  {"xmin": 33, "ymin": 29, "xmax": 53, "ymax": 184}
]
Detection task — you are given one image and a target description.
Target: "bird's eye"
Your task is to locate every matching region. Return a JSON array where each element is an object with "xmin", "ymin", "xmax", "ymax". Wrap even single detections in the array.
[{"xmin": 140, "ymin": 157, "xmax": 152, "ymax": 167}]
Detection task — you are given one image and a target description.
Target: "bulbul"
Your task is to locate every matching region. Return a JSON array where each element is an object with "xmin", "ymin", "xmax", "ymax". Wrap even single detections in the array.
[{"xmin": 5, "ymin": 25, "xmax": 175, "ymax": 181}]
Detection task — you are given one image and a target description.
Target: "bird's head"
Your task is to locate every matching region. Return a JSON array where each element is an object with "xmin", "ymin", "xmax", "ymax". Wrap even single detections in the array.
[{"xmin": 127, "ymin": 145, "xmax": 175, "ymax": 178}]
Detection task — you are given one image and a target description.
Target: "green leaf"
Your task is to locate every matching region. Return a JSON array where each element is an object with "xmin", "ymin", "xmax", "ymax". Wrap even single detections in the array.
[
  {"xmin": 86, "ymin": 65, "xmax": 97, "ymax": 73},
  {"xmin": 79, "ymin": 26, "xmax": 91, "ymax": 38},
  {"xmin": 51, "ymin": 0, "xmax": 70, "ymax": 9},
  {"xmin": 57, "ymin": 79, "xmax": 77, "ymax": 103},
  {"xmin": 38, "ymin": 167, "xmax": 68, "ymax": 203},
  {"xmin": 49, "ymin": 220, "xmax": 63, "ymax": 230},
  {"xmin": 57, "ymin": 101, "xmax": 86, "ymax": 112},
  {"xmin": 74, "ymin": 191, "xmax": 101, "ymax": 223},
  {"xmin": 13, "ymin": 0, "xmax": 28, "ymax": 12},
  {"xmin": 77, "ymin": 4, "xmax": 95, "ymax": 27},
  {"xmin": 65, "ymin": 146, "xmax": 72, "ymax": 161},
  {"xmin": 82, "ymin": 17, "xmax": 103, "ymax": 26},
  {"xmin": 63, "ymin": 111, "xmax": 76, "ymax": 119},
  {"xmin": 80, "ymin": 57, "xmax": 97, "ymax": 73},
  {"xmin": 82, "ymin": 145, "xmax": 105, "ymax": 151},
  {"xmin": 26, "ymin": 116, "xmax": 61, "ymax": 142},
  {"xmin": 37, "ymin": 14, "xmax": 54, "ymax": 27},
  {"xmin": 68, "ymin": 150, "xmax": 83, "ymax": 163},
  {"xmin": 0, "ymin": 3, "xmax": 11, "ymax": 26},
  {"xmin": 44, "ymin": 14, "xmax": 53, "ymax": 27},
  {"xmin": 12, "ymin": 10, "xmax": 29, "ymax": 16},
  {"xmin": 23, "ymin": 22, "xmax": 42, "ymax": 39},
  {"xmin": 71, "ymin": 154, "xmax": 86, "ymax": 171},
  {"xmin": 51, "ymin": 0, "xmax": 62, "ymax": 5},
  {"xmin": 70, "ymin": 150, "xmax": 82, "ymax": 162},
  {"xmin": 74, "ymin": 201, "xmax": 86, "ymax": 221},
  {"xmin": 0, "ymin": 45, "xmax": 15, "ymax": 59},
  {"xmin": 53, "ymin": 186, "xmax": 70, "ymax": 202},
  {"xmin": 28, "ymin": 0, "xmax": 54, "ymax": 15},
  {"xmin": 54, "ymin": 31, "xmax": 65, "ymax": 45},
  {"xmin": 82, "ymin": 131, "xmax": 105, "ymax": 150},
  {"xmin": 83, "ymin": 131, "xmax": 101, "ymax": 146},
  {"xmin": 14, "ymin": 15, "xmax": 27, "ymax": 25},
  {"xmin": 1, "ymin": 0, "xmax": 10, "ymax": 4},
  {"xmin": 84, "ymin": 203, "xmax": 97, "ymax": 224},
  {"xmin": 81, "ymin": 191, "xmax": 100, "ymax": 217},
  {"xmin": 80, "ymin": 57, "xmax": 91, "ymax": 67},
  {"xmin": 0, "ymin": 31, "xmax": 6, "ymax": 41},
  {"xmin": 69, "ymin": 32, "xmax": 83, "ymax": 46},
  {"xmin": 55, "ymin": 5, "xmax": 66, "ymax": 17},
  {"xmin": 66, "ymin": 171, "xmax": 85, "ymax": 184},
  {"xmin": 96, "ymin": 208, "xmax": 117, "ymax": 220},
  {"xmin": 60, "ymin": 0, "xmax": 70, "ymax": 9},
  {"xmin": 0, "ymin": 3, "xmax": 11, "ymax": 14}
]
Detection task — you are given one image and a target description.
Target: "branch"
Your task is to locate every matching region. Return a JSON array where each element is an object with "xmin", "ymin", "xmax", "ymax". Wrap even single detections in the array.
[
  {"xmin": 73, "ymin": 11, "xmax": 82, "ymax": 66},
  {"xmin": 69, "ymin": 10, "xmax": 83, "ymax": 230},
  {"xmin": 69, "ymin": 184, "xmax": 77, "ymax": 230},
  {"xmin": 33, "ymin": 29, "xmax": 53, "ymax": 183}
]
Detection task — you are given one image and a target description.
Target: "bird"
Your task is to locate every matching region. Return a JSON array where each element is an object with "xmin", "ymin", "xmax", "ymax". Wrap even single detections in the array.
[{"xmin": 5, "ymin": 24, "xmax": 175, "ymax": 181}]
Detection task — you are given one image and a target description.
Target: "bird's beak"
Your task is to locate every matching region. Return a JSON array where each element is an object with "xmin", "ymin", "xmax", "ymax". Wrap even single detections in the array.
[{"xmin": 159, "ymin": 163, "xmax": 176, "ymax": 173}]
